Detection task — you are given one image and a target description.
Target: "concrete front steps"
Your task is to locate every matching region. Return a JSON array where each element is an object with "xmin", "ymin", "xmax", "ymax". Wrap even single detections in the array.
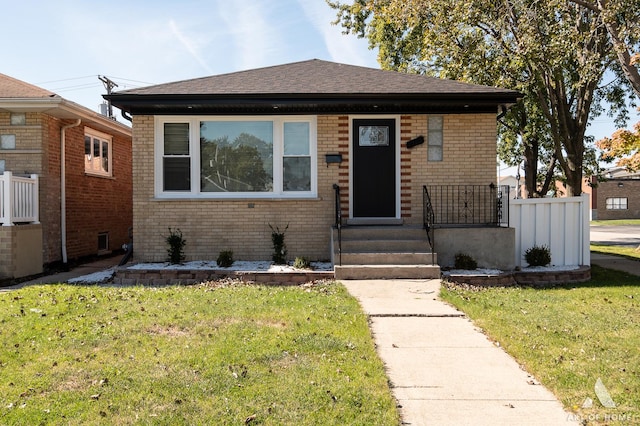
[{"xmin": 332, "ymin": 225, "xmax": 440, "ymax": 280}]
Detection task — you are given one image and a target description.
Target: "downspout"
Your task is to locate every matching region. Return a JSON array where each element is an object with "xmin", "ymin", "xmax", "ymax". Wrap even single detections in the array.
[{"xmin": 61, "ymin": 119, "xmax": 82, "ymax": 266}]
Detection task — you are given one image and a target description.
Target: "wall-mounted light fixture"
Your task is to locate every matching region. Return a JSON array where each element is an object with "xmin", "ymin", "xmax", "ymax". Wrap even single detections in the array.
[
  {"xmin": 618, "ymin": 182, "xmax": 624, "ymax": 188},
  {"xmin": 325, "ymin": 153, "xmax": 342, "ymax": 167}
]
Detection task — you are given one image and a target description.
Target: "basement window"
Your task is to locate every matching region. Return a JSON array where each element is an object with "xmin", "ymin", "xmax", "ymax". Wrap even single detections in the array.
[{"xmin": 98, "ymin": 232, "xmax": 109, "ymax": 253}]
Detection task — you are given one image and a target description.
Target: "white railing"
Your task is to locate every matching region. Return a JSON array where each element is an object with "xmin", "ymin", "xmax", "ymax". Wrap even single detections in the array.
[
  {"xmin": 509, "ymin": 194, "xmax": 590, "ymax": 267},
  {"xmin": 0, "ymin": 172, "xmax": 39, "ymax": 226}
]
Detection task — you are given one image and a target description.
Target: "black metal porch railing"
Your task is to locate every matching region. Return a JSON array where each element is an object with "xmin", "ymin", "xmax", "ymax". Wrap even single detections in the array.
[
  {"xmin": 332, "ymin": 183, "xmax": 342, "ymax": 266},
  {"xmin": 424, "ymin": 184, "xmax": 510, "ymax": 227},
  {"xmin": 422, "ymin": 186, "xmax": 436, "ymax": 264}
]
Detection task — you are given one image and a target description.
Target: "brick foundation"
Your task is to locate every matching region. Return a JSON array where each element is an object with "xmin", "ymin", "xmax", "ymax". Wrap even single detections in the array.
[{"xmin": 114, "ymin": 267, "xmax": 334, "ymax": 286}]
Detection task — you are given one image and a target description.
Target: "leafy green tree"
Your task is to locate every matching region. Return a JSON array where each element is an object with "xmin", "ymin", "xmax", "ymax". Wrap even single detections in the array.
[{"xmin": 329, "ymin": 0, "xmax": 638, "ymax": 196}]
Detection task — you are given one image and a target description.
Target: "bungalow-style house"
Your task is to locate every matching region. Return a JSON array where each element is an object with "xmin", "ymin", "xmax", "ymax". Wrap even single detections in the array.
[
  {"xmin": 0, "ymin": 73, "xmax": 132, "ymax": 280},
  {"xmin": 589, "ymin": 167, "xmax": 640, "ymax": 220},
  {"xmin": 105, "ymin": 60, "xmax": 521, "ymax": 279}
]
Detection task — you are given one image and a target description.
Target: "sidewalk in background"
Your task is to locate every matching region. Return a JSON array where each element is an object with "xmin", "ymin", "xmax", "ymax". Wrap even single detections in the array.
[
  {"xmin": 590, "ymin": 253, "xmax": 640, "ymax": 277},
  {"xmin": 0, "ymin": 256, "xmax": 121, "ymax": 291}
]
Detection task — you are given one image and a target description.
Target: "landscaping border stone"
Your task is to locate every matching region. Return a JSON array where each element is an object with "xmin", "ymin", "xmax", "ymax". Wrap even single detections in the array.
[{"xmin": 442, "ymin": 266, "xmax": 591, "ymax": 288}]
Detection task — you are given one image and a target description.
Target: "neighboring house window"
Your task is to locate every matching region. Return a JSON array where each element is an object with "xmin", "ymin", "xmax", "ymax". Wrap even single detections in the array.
[
  {"xmin": 606, "ymin": 197, "xmax": 628, "ymax": 210},
  {"xmin": 156, "ymin": 116, "xmax": 317, "ymax": 198},
  {"xmin": 1, "ymin": 134, "xmax": 16, "ymax": 150},
  {"xmin": 427, "ymin": 116, "xmax": 443, "ymax": 161},
  {"xmin": 0, "ymin": 159, "xmax": 5, "ymax": 173},
  {"xmin": 10, "ymin": 113, "xmax": 26, "ymax": 126},
  {"xmin": 84, "ymin": 128, "xmax": 112, "ymax": 177}
]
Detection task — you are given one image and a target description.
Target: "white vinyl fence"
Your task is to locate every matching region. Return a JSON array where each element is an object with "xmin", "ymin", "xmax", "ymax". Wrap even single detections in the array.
[
  {"xmin": 0, "ymin": 172, "xmax": 39, "ymax": 226},
  {"xmin": 509, "ymin": 194, "xmax": 590, "ymax": 268}
]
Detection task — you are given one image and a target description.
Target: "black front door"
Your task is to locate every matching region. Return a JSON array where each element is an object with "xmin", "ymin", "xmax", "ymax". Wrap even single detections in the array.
[{"xmin": 353, "ymin": 118, "xmax": 396, "ymax": 218}]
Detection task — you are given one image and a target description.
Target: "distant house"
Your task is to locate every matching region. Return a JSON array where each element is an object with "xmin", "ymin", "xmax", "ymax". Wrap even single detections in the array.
[
  {"xmin": 498, "ymin": 175, "xmax": 524, "ymax": 199},
  {"xmin": 0, "ymin": 73, "xmax": 132, "ymax": 279},
  {"xmin": 589, "ymin": 167, "xmax": 640, "ymax": 220},
  {"xmin": 106, "ymin": 60, "xmax": 521, "ymax": 277}
]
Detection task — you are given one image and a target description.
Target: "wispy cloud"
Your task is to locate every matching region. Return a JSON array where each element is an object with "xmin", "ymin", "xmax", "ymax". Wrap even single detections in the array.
[
  {"xmin": 296, "ymin": 1, "xmax": 379, "ymax": 67},
  {"xmin": 169, "ymin": 19, "xmax": 213, "ymax": 74},
  {"xmin": 216, "ymin": 0, "xmax": 282, "ymax": 71}
]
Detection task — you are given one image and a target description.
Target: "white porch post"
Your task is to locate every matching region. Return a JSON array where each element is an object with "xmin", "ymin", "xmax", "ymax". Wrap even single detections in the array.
[
  {"xmin": 1, "ymin": 171, "xmax": 13, "ymax": 226},
  {"xmin": 31, "ymin": 174, "xmax": 40, "ymax": 224}
]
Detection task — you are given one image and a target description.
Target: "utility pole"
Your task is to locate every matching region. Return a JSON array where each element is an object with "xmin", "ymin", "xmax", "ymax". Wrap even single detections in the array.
[{"xmin": 98, "ymin": 75, "xmax": 118, "ymax": 119}]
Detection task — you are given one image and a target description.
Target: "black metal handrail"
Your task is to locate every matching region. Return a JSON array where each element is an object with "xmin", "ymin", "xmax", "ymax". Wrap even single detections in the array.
[
  {"xmin": 332, "ymin": 183, "xmax": 342, "ymax": 266},
  {"xmin": 422, "ymin": 186, "xmax": 436, "ymax": 264},
  {"xmin": 424, "ymin": 184, "xmax": 510, "ymax": 227}
]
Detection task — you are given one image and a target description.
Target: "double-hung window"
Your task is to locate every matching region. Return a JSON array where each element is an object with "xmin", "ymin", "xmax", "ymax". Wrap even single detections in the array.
[
  {"xmin": 84, "ymin": 128, "xmax": 112, "ymax": 177},
  {"xmin": 156, "ymin": 116, "xmax": 317, "ymax": 198}
]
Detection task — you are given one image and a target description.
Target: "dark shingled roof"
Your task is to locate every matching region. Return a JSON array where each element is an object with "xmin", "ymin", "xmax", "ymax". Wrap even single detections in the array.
[
  {"xmin": 106, "ymin": 59, "xmax": 521, "ymax": 115},
  {"xmin": 0, "ymin": 73, "xmax": 58, "ymax": 98}
]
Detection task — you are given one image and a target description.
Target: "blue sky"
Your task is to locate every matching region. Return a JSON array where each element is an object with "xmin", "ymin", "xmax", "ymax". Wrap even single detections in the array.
[
  {"xmin": 4, "ymin": 1, "xmax": 376, "ymax": 110},
  {"xmin": 3, "ymin": 0, "xmax": 637, "ymax": 151}
]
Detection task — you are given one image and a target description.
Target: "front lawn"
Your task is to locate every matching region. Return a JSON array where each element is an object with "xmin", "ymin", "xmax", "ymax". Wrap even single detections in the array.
[
  {"xmin": 441, "ymin": 266, "xmax": 640, "ymax": 424},
  {"xmin": 0, "ymin": 281, "xmax": 399, "ymax": 425}
]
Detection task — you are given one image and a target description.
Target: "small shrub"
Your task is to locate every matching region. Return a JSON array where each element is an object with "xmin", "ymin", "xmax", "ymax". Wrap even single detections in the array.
[
  {"xmin": 217, "ymin": 250, "xmax": 234, "ymax": 268},
  {"xmin": 524, "ymin": 245, "xmax": 551, "ymax": 267},
  {"xmin": 454, "ymin": 252, "xmax": 478, "ymax": 270},
  {"xmin": 293, "ymin": 256, "xmax": 311, "ymax": 269},
  {"xmin": 269, "ymin": 224, "xmax": 289, "ymax": 265},
  {"xmin": 166, "ymin": 228, "xmax": 186, "ymax": 264}
]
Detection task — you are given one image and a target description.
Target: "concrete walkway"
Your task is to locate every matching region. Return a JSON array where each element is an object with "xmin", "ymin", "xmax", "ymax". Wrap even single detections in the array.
[
  {"xmin": 342, "ymin": 279, "xmax": 576, "ymax": 425},
  {"xmin": 590, "ymin": 252, "xmax": 640, "ymax": 276},
  {"xmin": 0, "ymin": 256, "xmax": 121, "ymax": 291}
]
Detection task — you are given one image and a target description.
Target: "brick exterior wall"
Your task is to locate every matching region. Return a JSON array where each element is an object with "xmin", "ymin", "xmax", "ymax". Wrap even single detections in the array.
[
  {"xmin": 63, "ymin": 125, "xmax": 133, "ymax": 260},
  {"xmin": 594, "ymin": 179, "xmax": 640, "ymax": 220},
  {"xmin": 403, "ymin": 113, "xmax": 498, "ymax": 224},
  {"xmin": 131, "ymin": 113, "xmax": 498, "ymax": 263},
  {"xmin": 0, "ymin": 111, "xmax": 132, "ymax": 267}
]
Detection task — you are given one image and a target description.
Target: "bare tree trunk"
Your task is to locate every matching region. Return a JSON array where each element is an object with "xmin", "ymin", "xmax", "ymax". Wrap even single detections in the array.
[
  {"xmin": 523, "ymin": 140, "xmax": 539, "ymax": 198},
  {"xmin": 538, "ymin": 155, "xmax": 557, "ymax": 196}
]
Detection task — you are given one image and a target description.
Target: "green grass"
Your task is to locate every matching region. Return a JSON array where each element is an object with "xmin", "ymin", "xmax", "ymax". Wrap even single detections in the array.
[
  {"xmin": 590, "ymin": 219, "xmax": 640, "ymax": 226},
  {"xmin": 591, "ymin": 243, "xmax": 640, "ymax": 261},
  {"xmin": 440, "ymin": 266, "xmax": 640, "ymax": 424},
  {"xmin": 0, "ymin": 282, "xmax": 399, "ymax": 425}
]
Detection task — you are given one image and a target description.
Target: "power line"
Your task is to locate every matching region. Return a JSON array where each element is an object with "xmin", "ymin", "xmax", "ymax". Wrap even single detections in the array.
[
  {"xmin": 35, "ymin": 75, "xmax": 97, "ymax": 84},
  {"xmin": 103, "ymin": 76, "xmax": 157, "ymax": 86}
]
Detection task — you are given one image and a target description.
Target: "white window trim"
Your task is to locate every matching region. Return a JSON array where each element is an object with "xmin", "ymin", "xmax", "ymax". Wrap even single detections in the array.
[
  {"xmin": 154, "ymin": 115, "xmax": 318, "ymax": 199},
  {"xmin": 84, "ymin": 127, "xmax": 113, "ymax": 177},
  {"xmin": 605, "ymin": 197, "xmax": 628, "ymax": 210}
]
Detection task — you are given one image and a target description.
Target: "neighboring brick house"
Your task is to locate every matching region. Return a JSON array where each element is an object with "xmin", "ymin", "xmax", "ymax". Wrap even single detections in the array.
[
  {"xmin": 106, "ymin": 60, "xmax": 521, "ymax": 276},
  {"xmin": 589, "ymin": 167, "xmax": 640, "ymax": 220},
  {"xmin": 0, "ymin": 73, "xmax": 132, "ymax": 279}
]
